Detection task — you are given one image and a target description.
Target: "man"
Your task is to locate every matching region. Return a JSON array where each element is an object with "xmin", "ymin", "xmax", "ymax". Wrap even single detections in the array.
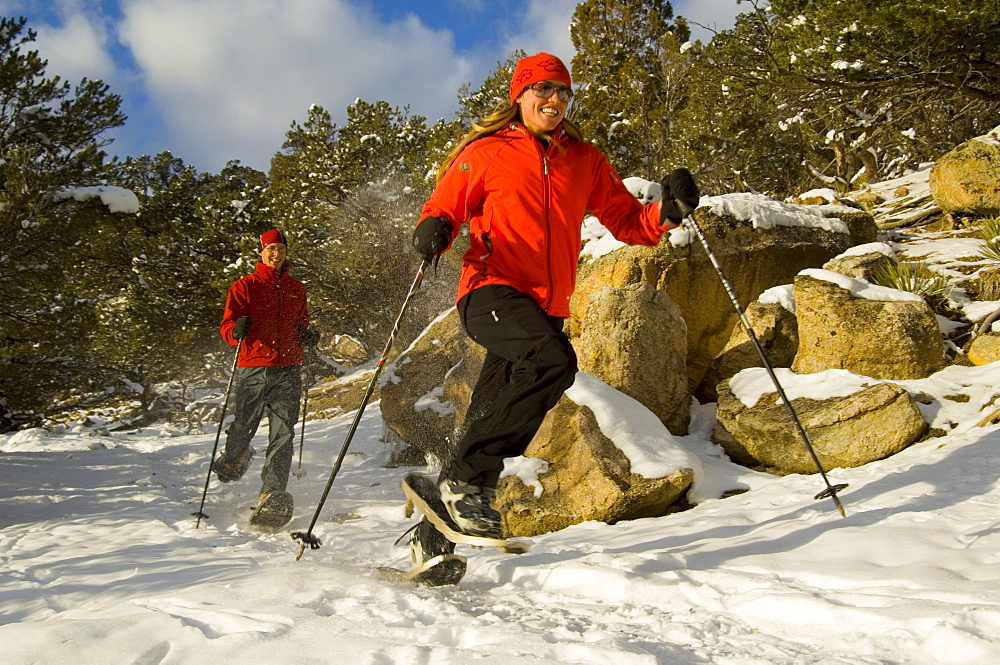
[{"xmin": 215, "ymin": 229, "xmax": 319, "ymax": 528}]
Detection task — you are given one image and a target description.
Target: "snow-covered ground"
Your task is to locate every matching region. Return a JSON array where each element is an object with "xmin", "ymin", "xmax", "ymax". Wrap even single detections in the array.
[
  {"xmin": 5, "ymin": 354, "xmax": 1000, "ymax": 664},
  {"xmin": 7, "ymin": 166, "xmax": 1000, "ymax": 663}
]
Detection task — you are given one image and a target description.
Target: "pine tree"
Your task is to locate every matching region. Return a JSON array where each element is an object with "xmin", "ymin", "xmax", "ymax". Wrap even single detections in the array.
[
  {"xmin": 0, "ymin": 17, "xmax": 126, "ymax": 424},
  {"xmin": 705, "ymin": 0, "xmax": 1000, "ymax": 191},
  {"xmin": 76, "ymin": 154, "xmax": 269, "ymax": 415},
  {"xmin": 569, "ymin": 0, "xmax": 691, "ymax": 180},
  {"xmin": 268, "ymin": 101, "xmax": 438, "ymax": 353}
]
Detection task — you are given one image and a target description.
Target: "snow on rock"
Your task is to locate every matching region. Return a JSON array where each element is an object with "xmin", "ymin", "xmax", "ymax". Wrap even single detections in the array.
[
  {"xmin": 565, "ymin": 372, "xmax": 701, "ymax": 479},
  {"xmin": 799, "ymin": 267, "xmax": 925, "ymax": 302},
  {"xmin": 702, "ymin": 193, "xmax": 851, "ymax": 234},
  {"xmin": 758, "ymin": 283, "xmax": 797, "ymax": 312}
]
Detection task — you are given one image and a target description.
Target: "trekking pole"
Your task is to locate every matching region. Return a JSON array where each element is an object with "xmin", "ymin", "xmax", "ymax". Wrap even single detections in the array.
[
  {"xmin": 193, "ymin": 340, "xmax": 242, "ymax": 528},
  {"xmin": 678, "ymin": 202, "xmax": 848, "ymax": 517},
  {"xmin": 291, "ymin": 259, "xmax": 430, "ymax": 559},
  {"xmin": 292, "ymin": 379, "xmax": 308, "ymax": 479}
]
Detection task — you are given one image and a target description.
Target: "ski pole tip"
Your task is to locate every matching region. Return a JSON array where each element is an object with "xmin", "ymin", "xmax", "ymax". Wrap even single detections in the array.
[
  {"xmin": 290, "ymin": 530, "xmax": 322, "ymax": 560},
  {"xmin": 813, "ymin": 483, "xmax": 849, "ymax": 517},
  {"xmin": 814, "ymin": 483, "xmax": 849, "ymax": 501}
]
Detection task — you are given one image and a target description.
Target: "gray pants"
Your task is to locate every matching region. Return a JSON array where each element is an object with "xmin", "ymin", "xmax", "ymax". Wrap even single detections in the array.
[{"xmin": 225, "ymin": 365, "xmax": 301, "ymax": 493}]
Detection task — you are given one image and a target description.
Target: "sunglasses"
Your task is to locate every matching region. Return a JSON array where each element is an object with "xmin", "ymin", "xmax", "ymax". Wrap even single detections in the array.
[{"xmin": 527, "ymin": 83, "xmax": 574, "ymax": 102}]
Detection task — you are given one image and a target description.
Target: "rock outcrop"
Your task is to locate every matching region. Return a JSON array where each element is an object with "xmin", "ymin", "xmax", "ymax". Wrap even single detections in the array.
[
  {"xmin": 930, "ymin": 126, "xmax": 1000, "ymax": 216},
  {"xmin": 792, "ymin": 270, "xmax": 948, "ymax": 379},
  {"xmin": 713, "ymin": 373, "xmax": 927, "ymax": 474},
  {"xmin": 574, "ymin": 282, "xmax": 689, "ymax": 435}
]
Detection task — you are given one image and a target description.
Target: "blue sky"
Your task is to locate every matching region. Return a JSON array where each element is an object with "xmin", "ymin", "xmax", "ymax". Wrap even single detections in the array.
[{"xmin": 1, "ymin": 0, "xmax": 745, "ymax": 174}]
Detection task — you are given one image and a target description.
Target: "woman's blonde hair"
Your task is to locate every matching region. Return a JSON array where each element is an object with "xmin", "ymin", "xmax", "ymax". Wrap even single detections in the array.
[{"xmin": 435, "ymin": 100, "xmax": 583, "ymax": 183}]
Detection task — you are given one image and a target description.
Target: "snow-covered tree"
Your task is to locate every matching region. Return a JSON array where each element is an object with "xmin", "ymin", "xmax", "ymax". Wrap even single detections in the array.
[
  {"xmin": 705, "ymin": 0, "xmax": 1000, "ymax": 191},
  {"xmin": 0, "ymin": 17, "xmax": 126, "ymax": 424}
]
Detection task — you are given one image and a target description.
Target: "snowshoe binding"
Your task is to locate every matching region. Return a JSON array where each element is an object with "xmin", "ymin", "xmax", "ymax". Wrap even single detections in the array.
[
  {"xmin": 248, "ymin": 490, "xmax": 293, "ymax": 531},
  {"xmin": 401, "ymin": 472, "xmax": 530, "ymax": 554},
  {"xmin": 437, "ymin": 478, "xmax": 502, "ymax": 539},
  {"xmin": 373, "ymin": 520, "xmax": 467, "ymax": 586}
]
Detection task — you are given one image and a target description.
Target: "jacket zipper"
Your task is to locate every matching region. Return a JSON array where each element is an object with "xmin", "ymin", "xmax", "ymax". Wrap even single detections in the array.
[
  {"xmin": 541, "ymin": 149, "xmax": 554, "ymax": 312},
  {"xmin": 275, "ymin": 279, "xmax": 283, "ymax": 362}
]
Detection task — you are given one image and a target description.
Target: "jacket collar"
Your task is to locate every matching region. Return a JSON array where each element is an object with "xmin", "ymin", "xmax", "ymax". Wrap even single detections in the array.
[
  {"xmin": 254, "ymin": 261, "xmax": 289, "ymax": 282},
  {"xmin": 506, "ymin": 122, "xmax": 568, "ymax": 147}
]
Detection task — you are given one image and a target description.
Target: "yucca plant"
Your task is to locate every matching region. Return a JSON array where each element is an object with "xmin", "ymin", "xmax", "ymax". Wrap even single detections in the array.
[
  {"xmin": 975, "ymin": 217, "xmax": 1000, "ymax": 264},
  {"xmin": 871, "ymin": 261, "xmax": 954, "ymax": 312},
  {"xmin": 974, "ymin": 218, "xmax": 1000, "ymax": 299}
]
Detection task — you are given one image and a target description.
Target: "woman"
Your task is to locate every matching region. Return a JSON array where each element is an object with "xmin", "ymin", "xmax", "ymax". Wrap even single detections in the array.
[{"xmin": 410, "ymin": 52, "xmax": 698, "ymax": 560}]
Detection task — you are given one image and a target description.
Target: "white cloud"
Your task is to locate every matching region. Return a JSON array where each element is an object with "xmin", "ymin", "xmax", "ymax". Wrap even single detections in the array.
[
  {"xmin": 0, "ymin": 1, "xmax": 118, "ymax": 82},
  {"xmin": 116, "ymin": 0, "xmax": 475, "ymax": 172},
  {"xmin": 503, "ymin": 0, "xmax": 578, "ymax": 65},
  {"xmin": 3, "ymin": 0, "xmax": 747, "ymax": 173},
  {"xmin": 38, "ymin": 12, "xmax": 116, "ymax": 80}
]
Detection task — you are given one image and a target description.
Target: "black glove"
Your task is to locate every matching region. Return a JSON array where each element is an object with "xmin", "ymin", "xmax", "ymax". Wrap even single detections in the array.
[
  {"xmin": 412, "ymin": 216, "xmax": 453, "ymax": 262},
  {"xmin": 660, "ymin": 168, "xmax": 700, "ymax": 226},
  {"xmin": 232, "ymin": 316, "xmax": 252, "ymax": 341},
  {"xmin": 298, "ymin": 328, "xmax": 320, "ymax": 347}
]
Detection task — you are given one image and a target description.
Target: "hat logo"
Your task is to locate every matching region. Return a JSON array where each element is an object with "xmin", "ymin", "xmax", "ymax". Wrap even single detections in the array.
[{"xmin": 538, "ymin": 57, "xmax": 566, "ymax": 75}]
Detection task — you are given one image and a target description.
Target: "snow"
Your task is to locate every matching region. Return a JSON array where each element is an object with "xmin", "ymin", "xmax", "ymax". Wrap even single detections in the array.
[
  {"xmin": 838, "ymin": 241, "xmax": 896, "ymax": 258},
  {"xmin": 5, "ymin": 349, "xmax": 1000, "ymax": 664},
  {"xmin": 701, "ymin": 193, "xmax": 850, "ymax": 235},
  {"xmin": 565, "ymin": 372, "xmax": 701, "ymax": 479},
  {"xmin": 581, "ymin": 185, "xmax": 854, "ymax": 262},
  {"xmin": 799, "ymin": 268, "xmax": 925, "ymax": 302},
  {"xmin": 758, "ymin": 283, "xmax": 797, "ymax": 312},
  {"xmin": 54, "ymin": 185, "xmax": 141, "ymax": 214},
  {"xmin": 973, "ymin": 124, "xmax": 1000, "ymax": 148},
  {"xmin": 10, "ymin": 174, "xmax": 1000, "ymax": 663},
  {"xmin": 731, "ymin": 367, "xmax": 880, "ymax": 408}
]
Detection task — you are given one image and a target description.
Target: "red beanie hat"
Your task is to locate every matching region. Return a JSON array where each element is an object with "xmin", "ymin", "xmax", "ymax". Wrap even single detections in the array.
[
  {"xmin": 259, "ymin": 229, "xmax": 287, "ymax": 248},
  {"xmin": 509, "ymin": 52, "xmax": 572, "ymax": 101}
]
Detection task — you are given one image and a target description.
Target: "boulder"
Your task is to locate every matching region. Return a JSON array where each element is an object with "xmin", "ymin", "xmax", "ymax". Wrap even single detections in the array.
[
  {"xmin": 968, "ymin": 334, "xmax": 1000, "ymax": 366},
  {"xmin": 699, "ymin": 295, "xmax": 799, "ymax": 403},
  {"xmin": 575, "ymin": 282, "xmax": 689, "ymax": 435},
  {"xmin": 496, "ymin": 393, "xmax": 694, "ymax": 538},
  {"xmin": 570, "ymin": 195, "xmax": 855, "ymax": 395},
  {"xmin": 818, "ymin": 205, "xmax": 879, "ymax": 245},
  {"xmin": 325, "ymin": 334, "xmax": 368, "ymax": 366},
  {"xmin": 792, "ymin": 270, "xmax": 947, "ymax": 379},
  {"xmin": 379, "ymin": 309, "xmax": 467, "ymax": 463},
  {"xmin": 308, "ymin": 368, "xmax": 377, "ymax": 419},
  {"xmin": 929, "ymin": 126, "xmax": 1000, "ymax": 216},
  {"xmin": 713, "ymin": 374, "xmax": 927, "ymax": 474},
  {"xmin": 822, "ymin": 242, "xmax": 898, "ymax": 281}
]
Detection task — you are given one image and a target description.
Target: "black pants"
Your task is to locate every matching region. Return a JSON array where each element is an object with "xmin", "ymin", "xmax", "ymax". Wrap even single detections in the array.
[
  {"xmin": 225, "ymin": 365, "xmax": 301, "ymax": 493},
  {"xmin": 443, "ymin": 285, "xmax": 577, "ymax": 489}
]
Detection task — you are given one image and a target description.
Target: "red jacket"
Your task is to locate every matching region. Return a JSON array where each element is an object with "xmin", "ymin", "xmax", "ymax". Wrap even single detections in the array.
[
  {"xmin": 419, "ymin": 123, "xmax": 667, "ymax": 317},
  {"xmin": 220, "ymin": 262, "xmax": 309, "ymax": 367}
]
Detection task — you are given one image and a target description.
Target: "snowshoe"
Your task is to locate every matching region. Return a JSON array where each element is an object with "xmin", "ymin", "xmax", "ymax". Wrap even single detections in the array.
[
  {"xmin": 402, "ymin": 473, "xmax": 529, "ymax": 554},
  {"xmin": 212, "ymin": 446, "xmax": 255, "ymax": 483},
  {"xmin": 438, "ymin": 477, "xmax": 502, "ymax": 539},
  {"xmin": 248, "ymin": 490, "xmax": 293, "ymax": 531},
  {"xmin": 373, "ymin": 554, "xmax": 468, "ymax": 586}
]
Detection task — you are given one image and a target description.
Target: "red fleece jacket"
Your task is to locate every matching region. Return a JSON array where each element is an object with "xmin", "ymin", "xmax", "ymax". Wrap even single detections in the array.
[
  {"xmin": 418, "ymin": 123, "xmax": 668, "ymax": 317},
  {"xmin": 220, "ymin": 262, "xmax": 309, "ymax": 367}
]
